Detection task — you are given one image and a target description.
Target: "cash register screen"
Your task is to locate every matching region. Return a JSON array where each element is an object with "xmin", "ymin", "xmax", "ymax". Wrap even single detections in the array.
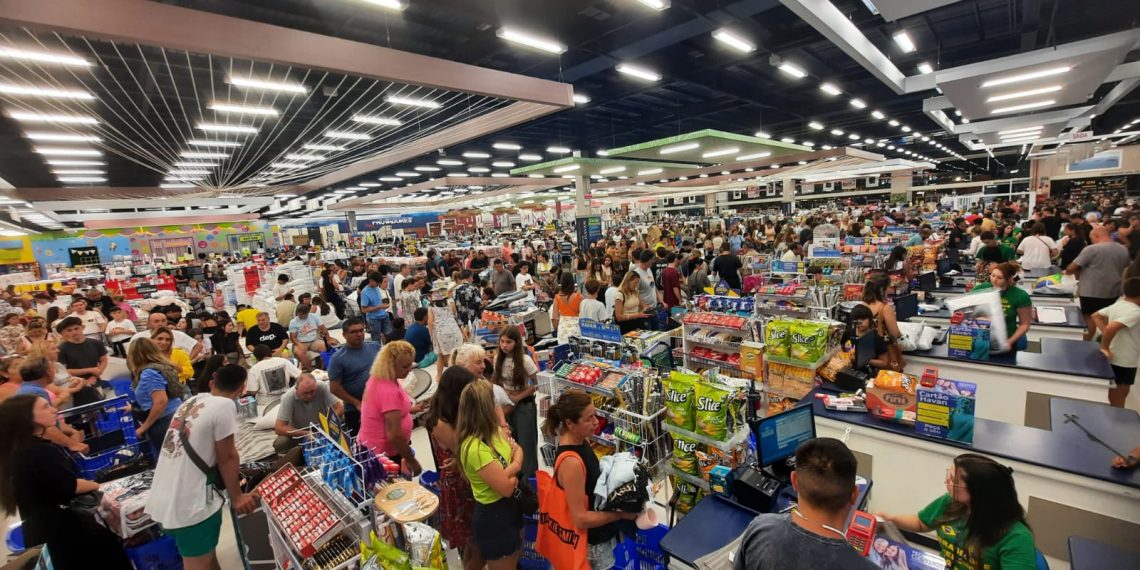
[{"xmin": 757, "ymin": 405, "xmax": 816, "ymax": 467}]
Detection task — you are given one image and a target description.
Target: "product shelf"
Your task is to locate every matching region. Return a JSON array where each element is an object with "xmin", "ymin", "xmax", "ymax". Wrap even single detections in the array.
[
  {"xmin": 550, "ymin": 371, "xmax": 619, "ymax": 398},
  {"xmin": 662, "ymin": 423, "xmax": 751, "ymax": 452},
  {"xmin": 664, "ymin": 465, "xmax": 710, "ymax": 491},
  {"xmin": 682, "ymin": 335, "xmax": 744, "ymax": 351}
]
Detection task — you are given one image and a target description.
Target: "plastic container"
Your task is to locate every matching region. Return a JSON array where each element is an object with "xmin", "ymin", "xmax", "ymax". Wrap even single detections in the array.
[
  {"xmin": 74, "ymin": 442, "xmax": 146, "ymax": 480},
  {"xmin": 614, "ymin": 524, "xmax": 669, "ymax": 570},
  {"xmin": 519, "ymin": 515, "xmax": 551, "ymax": 570},
  {"xmin": 125, "ymin": 533, "xmax": 183, "ymax": 570},
  {"xmin": 108, "ymin": 378, "xmax": 135, "ymax": 402},
  {"xmin": 418, "ymin": 470, "xmax": 440, "ymax": 496}
]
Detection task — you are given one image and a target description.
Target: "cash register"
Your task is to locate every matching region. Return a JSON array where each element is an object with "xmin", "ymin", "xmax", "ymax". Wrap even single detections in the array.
[{"xmin": 732, "ymin": 405, "xmax": 816, "ymax": 513}]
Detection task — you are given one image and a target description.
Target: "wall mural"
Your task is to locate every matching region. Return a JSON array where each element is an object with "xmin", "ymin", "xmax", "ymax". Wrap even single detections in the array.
[{"xmin": 29, "ymin": 221, "xmax": 280, "ymax": 267}]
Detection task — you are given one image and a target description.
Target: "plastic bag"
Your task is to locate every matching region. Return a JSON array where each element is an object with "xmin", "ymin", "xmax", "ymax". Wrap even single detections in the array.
[
  {"xmin": 662, "ymin": 372, "xmax": 698, "ymax": 430},
  {"xmin": 694, "ymin": 382, "xmax": 732, "ymax": 440}
]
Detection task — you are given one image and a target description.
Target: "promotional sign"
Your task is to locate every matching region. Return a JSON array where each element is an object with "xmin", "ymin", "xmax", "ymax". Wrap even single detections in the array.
[
  {"xmin": 842, "ymin": 284, "xmax": 865, "ymax": 302},
  {"xmin": 808, "ymin": 247, "xmax": 841, "ymax": 258},
  {"xmin": 578, "ymin": 318, "xmax": 622, "ymax": 343},
  {"xmin": 575, "ymin": 216, "xmax": 602, "ymax": 249},
  {"xmin": 68, "ymin": 246, "xmax": 100, "ymax": 267},
  {"xmin": 947, "ymin": 325, "xmax": 990, "ymax": 361},
  {"xmin": 772, "ymin": 260, "xmax": 806, "ymax": 274},
  {"xmin": 356, "ymin": 212, "xmax": 441, "ymax": 231},
  {"xmin": 916, "ymin": 379, "xmax": 976, "ymax": 444}
]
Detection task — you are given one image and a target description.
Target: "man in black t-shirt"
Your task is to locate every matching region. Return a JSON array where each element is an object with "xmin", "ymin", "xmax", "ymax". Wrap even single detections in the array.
[
  {"xmin": 56, "ymin": 316, "xmax": 108, "ymax": 405},
  {"xmin": 244, "ymin": 312, "xmax": 289, "ymax": 356},
  {"xmin": 711, "ymin": 243, "xmax": 743, "ymax": 291}
]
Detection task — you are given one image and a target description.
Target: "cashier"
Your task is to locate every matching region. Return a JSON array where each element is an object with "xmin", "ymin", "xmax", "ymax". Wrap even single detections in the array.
[
  {"xmin": 968, "ymin": 262, "xmax": 1031, "ymax": 351},
  {"xmin": 848, "ymin": 304, "xmax": 892, "ymax": 371},
  {"xmin": 877, "ymin": 453, "xmax": 1037, "ymax": 570}
]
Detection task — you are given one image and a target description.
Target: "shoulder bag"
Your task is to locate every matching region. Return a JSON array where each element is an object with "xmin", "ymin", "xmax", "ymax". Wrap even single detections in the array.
[
  {"xmin": 177, "ymin": 395, "xmax": 225, "ymax": 491},
  {"xmin": 491, "ymin": 442, "xmax": 538, "ymax": 516}
]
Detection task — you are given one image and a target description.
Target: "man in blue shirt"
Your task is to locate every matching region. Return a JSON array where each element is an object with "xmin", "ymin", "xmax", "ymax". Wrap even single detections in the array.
[
  {"xmin": 404, "ymin": 307, "xmax": 434, "ymax": 365},
  {"xmin": 358, "ymin": 272, "xmax": 391, "ymax": 344},
  {"xmin": 326, "ymin": 318, "xmax": 380, "ymax": 435}
]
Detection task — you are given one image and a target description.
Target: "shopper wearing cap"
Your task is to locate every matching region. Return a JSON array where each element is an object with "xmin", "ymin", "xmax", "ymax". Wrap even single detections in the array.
[
  {"xmin": 877, "ymin": 454, "xmax": 1036, "ymax": 570},
  {"xmin": 735, "ymin": 438, "xmax": 876, "ymax": 570}
]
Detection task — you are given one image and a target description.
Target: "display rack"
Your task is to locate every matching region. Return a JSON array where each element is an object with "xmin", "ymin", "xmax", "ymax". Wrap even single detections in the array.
[{"xmin": 679, "ymin": 311, "xmax": 760, "ymax": 380}]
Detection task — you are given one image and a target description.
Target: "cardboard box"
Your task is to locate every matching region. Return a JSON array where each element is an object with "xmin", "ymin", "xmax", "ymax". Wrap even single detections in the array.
[{"xmin": 866, "ymin": 387, "xmax": 917, "ymax": 425}]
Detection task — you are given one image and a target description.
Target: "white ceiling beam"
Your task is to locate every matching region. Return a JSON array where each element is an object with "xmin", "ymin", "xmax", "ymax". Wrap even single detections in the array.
[
  {"xmin": 777, "ymin": 0, "xmax": 908, "ymax": 94},
  {"xmin": 34, "ymin": 197, "xmax": 275, "ymax": 211},
  {"xmin": 953, "ymin": 106, "xmax": 1092, "ymax": 136},
  {"xmin": 1106, "ymin": 61, "xmax": 1140, "ymax": 82}
]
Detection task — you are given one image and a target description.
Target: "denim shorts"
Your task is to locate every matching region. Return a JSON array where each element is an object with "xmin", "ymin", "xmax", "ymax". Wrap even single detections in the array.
[{"xmin": 471, "ymin": 498, "xmax": 523, "ymax": 560}]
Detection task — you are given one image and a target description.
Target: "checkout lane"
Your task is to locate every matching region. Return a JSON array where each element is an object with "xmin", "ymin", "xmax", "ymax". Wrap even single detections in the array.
[
  {"xmin": 913, "ymin": 304, "xmax": 1086, "ymax": 342},
  {"xmin": 809, "ymin": 391, "xmax": 1140, "ymax": 569}
]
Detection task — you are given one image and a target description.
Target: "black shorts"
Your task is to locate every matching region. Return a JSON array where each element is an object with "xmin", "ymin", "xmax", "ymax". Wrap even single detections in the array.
[
  {"xmin": 1111, "ymin": 365, "xmax": 1137, "ymax": 386},
  {"xmin": 1079, "ymin": 296, "xmax": 1116, "ymax": 316},
  {"xmin": 472, "ymin": 498, "xmax": 523, "ymax": 560}
]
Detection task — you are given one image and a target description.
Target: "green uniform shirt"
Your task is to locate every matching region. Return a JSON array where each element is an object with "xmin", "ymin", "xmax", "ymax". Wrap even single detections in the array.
[
  {"xmin": 918, "ymin": 493, "xmax": 1037, "ymax": 570},
  {"xmin": 970, "ymin": 282, "xmax": 1032, "ymax": 337}
]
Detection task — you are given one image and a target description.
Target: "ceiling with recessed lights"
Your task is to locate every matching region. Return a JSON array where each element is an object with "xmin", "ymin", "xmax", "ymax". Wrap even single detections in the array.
[{"xmin": 0, "ymin": 0, "xmax": 1136, "ymax": 231}]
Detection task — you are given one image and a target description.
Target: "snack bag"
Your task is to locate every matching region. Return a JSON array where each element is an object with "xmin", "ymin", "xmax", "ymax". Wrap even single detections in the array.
[
  {"xmin": 765, "ymin": 320, "xmax": 791, "ymax": 357},
  {"xmin": 674, "ymin": 479, "xmax": 700, "ymax": 514},
  {"xmin": 671, "ymin": 434, "xmax": 700, "ymax": 476},
  {"xmin": 873, "ymin": 369, "xmax": 918, "ymax": 395},
  {"xmin": 789, "ymin": 321, "xmax": 828, "ymax": 363},
  {"xmin": 694, "ymin": 382, "xmax": 733, "ymax": 441},
  {"xmin": 819, "ymin": 350, "xmax": 854, "ymax": 382},
  {"xmin": 662, "ymin": 372, "xmax": 698, "ymax": 430},
  {"xmin": 696, "ymin": 446, "xmax": 731, "ymax": 480}
]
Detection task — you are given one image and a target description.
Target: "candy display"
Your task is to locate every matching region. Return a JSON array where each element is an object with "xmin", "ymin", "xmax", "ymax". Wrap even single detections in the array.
[
  {"xmin": 258, "ymin": 466, "xmax": 342, "ymax": 558},
  {"xmin": 305, "ymin": 533, "xmax": 359, "ymax": 570},
  {"xmin": 694, "ymin": 294, "xmax": 755, "ymax": 313},
  {"xmin": 682, "ymin": 312, "xmax": 749, "ymax": 330}
]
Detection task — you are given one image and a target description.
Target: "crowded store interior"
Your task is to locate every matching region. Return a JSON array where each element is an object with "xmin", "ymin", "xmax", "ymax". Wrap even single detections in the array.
[{"xmin": 1, "ymin": 1, "xmax": 1140, "ymax": 569}]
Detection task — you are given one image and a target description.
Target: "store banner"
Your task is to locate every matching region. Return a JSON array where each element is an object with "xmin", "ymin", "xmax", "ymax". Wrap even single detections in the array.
[
  {"xmin": 574, "ymin": 215, "xmax": 602, "ymax": 248},
  {"xmin": 356, "ymin": 212, "xmax": 441, "ymax": 231}
]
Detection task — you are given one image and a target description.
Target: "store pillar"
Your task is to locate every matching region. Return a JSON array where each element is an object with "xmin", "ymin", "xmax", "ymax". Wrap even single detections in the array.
[
  {"xmin": 890, "ymin": 171, "xmax": 913, "ymax": 202},
  {"xmin": 781, "ymin": 177, "xmax": 797, "ymax": 213},
  {"xmin": 704, "ymin": 193, "xmax": 716, "ymax": 215},
  {"xmin": 575, "ymin": 173, "xmax": 591, "ymax": 216}
]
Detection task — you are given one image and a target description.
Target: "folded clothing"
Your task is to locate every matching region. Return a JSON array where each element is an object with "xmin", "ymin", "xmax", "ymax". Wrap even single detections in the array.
[{"xmin": 593, "ymin": 452, "xmax": 651, "ymax": 513}]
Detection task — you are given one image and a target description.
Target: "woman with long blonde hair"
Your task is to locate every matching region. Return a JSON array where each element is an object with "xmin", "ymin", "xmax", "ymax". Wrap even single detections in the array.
[
  {"xmin": 128, "ymin": 338, "xmax": 183, "ymax": 458},
  {"xmin": 150, "ymin": 327, "xmax": 194, "ymax": 384},
  {"xmin": 457, "ymin": 380, "xmax": 524, "ymax": 569},
  {"xmin": 359, "ymin": 340, "xmax": 421, "ymax": 474},
  {"xmin": 613, "ymin": 271, "xmax": 650, "ymax": 333}
]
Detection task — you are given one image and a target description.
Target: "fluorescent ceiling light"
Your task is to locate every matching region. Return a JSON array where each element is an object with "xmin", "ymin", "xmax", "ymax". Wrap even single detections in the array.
[
  {"xmin": 188, "ymin": 139, "xmax": 241, "ymax": 147},
  {"xmin": 830, "ymin": 129, "xmax": 844, "ymax": 136},
  {"xmin": 986, "ymin": 85, "xmax": 1062, "ymax": 103},
  {"xmin": 599, "ymin": 166, "xmax": 626, "ymax": 175},
  {"xmin": 57, "ymin": 176, "xmax": 105, "ymax": 183},
  {"xmin": 0, "ymin": 83, "xmax": 94, "ymax": 100},
  {"xmin": 52, "ymin": 169, "xmax": 104, "ymax": 175},
  {"xmin": 181, "ymin": 151, "xmax": 229, "ymax": 159},
  {"xmin": 616, "ymin": 64, "xmax": 661, "ymax": 82},
  {"xmin": 302, "ymin": 143, "xmax": 344, "ymax": 151},
  {"xmin": 227, "ymin": 75, "xmax": 307, "ymax": 93},
  {"xmin": 547, "ymin": 146, "xmax": 572, "ymax": 153},
  {"xmin": 491, "ymin": 172, "xmax": 510, "ymax": 178},
  {"xmin": 552, "ymin": 164, "xmax": 581, "ymax": 174},
  {"xmin": 917, "ymin": 62, "xmax": 934, "ymax": 74},
  {"xmin": 378, "ymin": 176, "xmax": 404, "ymax": 182},
  {"xmin": 468, "ymin": 167, "xmax": 490, "ymax": 173},
  {"xmin": 0, "ymin": 46, "xmax": 90, "ymax": 67},
  {"xmin": 636, "ymin": 0, "xmax": 668, "ymax": 10},
  {"xmin": 496, "ymin": 27, "xmax": 566, "ymax": 54},
  {"xmin": 818, "ymin": 83, "xmax": 842, "ymax": 96},
  {"xmin": 448, "ymin": 173, "xmax": 470, "ymax": 178},
  {"xmin": 871, "ymin": 110, "xmax": 885, "ymax": 120},
  {"xmin": 361, "ymin": 0, "xmax": 404, "ymax": 10},
  {"xmin": 808, "ymin": 121, "xmax": 824, "ymax": 130},
  {"xmin": 573, "ymin": 94, "xmax": 590, "ymax": 104},
  {"xmin": 269, "ymin": 163, "xmax": 306, "ymax": 169},
  {"xmin": 703, "ymin": 147, "xmax": 739, "ymax": 158},
  {"xmin": 324, "ymin": 131, "xmax": 371, "ymax": 140},
  {"xmin": 493, "ymin": 142, "xmax": 522, "ymax": 150},
  {"xmin": 892, "ymin": 30, "xmax": 916, "ymax": 53},
  {"xmin": 849, "ymin": 98, "xmax": 867, "ymax": 109},
  {"xmin": 780, "ymin": 137, "xmax": 795, "ymax": 143},
  {"xmin": 778, "ymin": 63, "xmax": 806, "ymax": 78},
  {"xmin": 991, "ymin": 100, "xmax": 1054, "ymax": 114},
  {"xmin": 47, "ymin": 159, "xmax": 102, "ymax": 166},
  {"xmin": 437, "ymin": 159, "xmax": 464, "ymax": 166},
  {"xmin": 848, "ymin": 134, "xmax": 860, "ymax": 140},
  {"xmin": 754, "ymin": 131, "xmax": 770, "ymax": 139},
  {"xmin": 352, "ymin": 115, "xmax": 402, "ymax": 126},
  {"xmin": 284, "ymin": 153, "xmax": 325, "ymax": 161},
  {"xmin": 660, "ymin": 142, "xmax": 699, "ymax": 154},
  {"xmin": 492, "ymin": 161, "xmax": 515, "ymax": 167},
  {"xmin": 462, "ymin": 152, "xmax": 491, "ymax": 158},
  {"xmin": 1000, "ymin": 134, "xmax": 1040, "ymax": 143},
  {"xmin": 34, "ymin": 147, "xmax": 101, "ymax": 156},
  {"xmin": 172, "ymin": 162, "xmax": 218, "ymax": 168},
  {"xmin": 736, "ymin": 152, "xmax": 771, "ymax": 161},
  {"xmin": 359, "ymin": 182, "xmax": 382, "ymax": 187},
  {"xmin": 160, "ymin": 183, "xmax": 196, "ymax": 189},
  {"xmin": 519, "ymin": 153, "xmax": 543, "ymax": 161},
  {"xmin": 901, "ymin": 126, "xmax": 911, "ymax": 132},
  {"xmin": 395, "ymin": 172, "xmax": 420, "ymax": 177},
  {"xmin": 712, "ymin": 29, "xmax": 755, "ymax": 53},
  {"xmin": 208, "ymin": 102, "xmax": 278, "ymax": 116},
  {"xmin": 196, "ymin": 122, "xmax": 257, "ymax": 134},
  {"xmin": 981, "ymin": 66, "xmax": 1070, "ymax": 88},
  {"xmin": 8, "ymin": 111, "xmax": 97, "ymax": 124},
  {"xmin": 996, "ymin": 126, "xmax": 1043, "ymax": 136},
  {"xmin": 637, "ymin": 168, "xmax": 663, "ymax": 176},
  {"xmin": 415, "ymin": 165, "xmax": 442, "ymax": 171},
  {"xmin": 25, "ymin": 132, "xmax": 101, "ymax": 142},
  {"xmin": 385, "ymin": 95, "xmax": 442, "ymax": 109},
  {"xmin": 167, "ymin": 170, "xmax": 211, "ymax": 176}
]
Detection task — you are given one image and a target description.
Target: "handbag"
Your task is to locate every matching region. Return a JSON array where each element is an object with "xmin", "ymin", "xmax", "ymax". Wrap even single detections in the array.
[
  {"xmin": 68, "ymin": 490, "xmax": 103, "ymax": 519},
  {"xmin": 492, "ymin": 444, "xmax": 538, "ymax": 516}
]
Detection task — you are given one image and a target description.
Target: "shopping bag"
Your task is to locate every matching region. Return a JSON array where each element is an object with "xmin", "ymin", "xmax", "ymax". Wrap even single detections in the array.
[{"xmin": 535, "ymin": 452, "xmax": 589, "ymax": 570}]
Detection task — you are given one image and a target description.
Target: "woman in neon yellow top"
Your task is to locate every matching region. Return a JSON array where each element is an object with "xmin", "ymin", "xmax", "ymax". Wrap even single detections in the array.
[
  {"xmin": 877, "ymin": 453, "xmax": 1037, "ymax": 570},
  {"xmin": 458, "ymin": 380, "xmax": 524, "ymax": 568}
]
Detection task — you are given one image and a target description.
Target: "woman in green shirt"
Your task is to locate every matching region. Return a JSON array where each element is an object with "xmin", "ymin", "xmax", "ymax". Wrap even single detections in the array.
[
  {"xmin": 970, "ymin": 262, "xmax": 1032, "ymax": 352},
  {"xmin": 458, "ymin": 380, "xmax": 525, "ymax": 569},
  {"xmin": 877, "ymin": 454, "xmax": 1037, "ymax": 570}
]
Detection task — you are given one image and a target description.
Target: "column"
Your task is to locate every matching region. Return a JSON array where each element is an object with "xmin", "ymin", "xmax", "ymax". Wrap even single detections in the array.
[
  {"xmin": 704, "ymin": 193, "xmax": 716, "ymax": 215},
  {"xmin": 575, "ymin": 173, "xmax": 590, "ymax": 217},
  {"xmin": 890, "ymin": 171, "xmax": 913, "ymax": 203},
  {"xmin": 782, "ymin": 177, "xmax": 797, "ymax": 213}
]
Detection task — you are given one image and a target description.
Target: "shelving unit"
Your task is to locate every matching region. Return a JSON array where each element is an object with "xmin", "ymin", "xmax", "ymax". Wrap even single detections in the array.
[{"xmin": 679, "ymin": 311, "xmax": 759, "ymax": 380}]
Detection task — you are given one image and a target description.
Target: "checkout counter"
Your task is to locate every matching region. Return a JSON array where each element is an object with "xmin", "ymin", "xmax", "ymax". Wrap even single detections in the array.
[
  {"xmin": 902, "ymin": 337, "xmax": 1114, "ymax": 426},
  {"xmin": 809, "ymin": 389, "xmax": 1140, "ymax": 569},
  {"xmin": 915, "ymin": 304, "xmax": 1086, "ymax": 341}
]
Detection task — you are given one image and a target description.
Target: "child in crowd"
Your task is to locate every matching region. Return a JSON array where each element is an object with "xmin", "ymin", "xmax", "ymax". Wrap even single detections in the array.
[
  {"xmin": 387, "ymin": 317, "xmax": 407, "ymax": 342},
  {"xmin": 1093, "ymin": 276, "xmax": 1140, "ymax": 407},
  {"xmin": 578, "ymin": 279, "xmax": 607, "ymax": 322},
  {"xmin": 106, "ymin": 306, "xmax": 137, "ymax": 358}
]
